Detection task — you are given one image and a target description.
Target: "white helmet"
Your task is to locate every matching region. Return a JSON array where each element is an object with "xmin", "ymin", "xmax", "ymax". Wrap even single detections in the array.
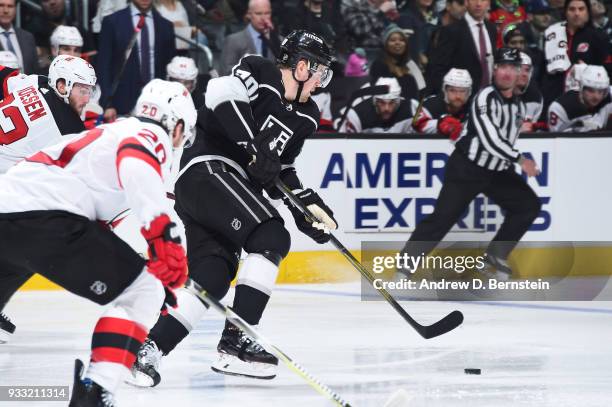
[
  {"xmin": 167, "ymin": 56, "xmax": 198, "ymax": 84},
  {"xmin": 50, "ymin": 25, "xmax": 84, "ymax": 51},
  {"xmin": 518, "ymin": 51, "xmax": 533, "ymax": 91},
  {"xmin": 0, "ymin": 51, "xmax": 19, "ymax": 69},
  {"xmin": 373, "ymin": 77, "xmax": 403, "ymax": 101},
  {"xmin": 135, "ymin": 79, "xmax": 197, "ymax": 148},
  {"xmin": 580, "ymin": 65, "xmax": 610, "ymax": 90},
  {"xmin": 442, "ymin": 68, "xmax": 472, "ymax": 103},
  {"xmin": 48, "ymin": 55, "xmax": 97, "ymax": 104}
]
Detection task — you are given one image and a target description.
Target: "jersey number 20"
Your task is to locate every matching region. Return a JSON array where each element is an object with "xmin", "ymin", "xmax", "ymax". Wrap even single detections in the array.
[{"xmin": 0, "ymin": 94, "xmax": 28, "ymax": 145}]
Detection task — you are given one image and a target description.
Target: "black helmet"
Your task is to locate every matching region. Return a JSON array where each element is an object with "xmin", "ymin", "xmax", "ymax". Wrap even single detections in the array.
[
  {"xmin": 494, "ymin": 47, "xmax": 522, "ymax": 65},
  {"xmin": 278, "ymin": 30, "xmax": 332, "ymax": 69}
]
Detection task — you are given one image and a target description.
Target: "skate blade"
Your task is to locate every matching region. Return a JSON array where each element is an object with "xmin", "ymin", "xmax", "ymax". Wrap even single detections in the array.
[
  {"xmin": 211, "ymin": 354, "xmax": 277, "ymax": 380},
  {"xmin": 125, "ymin": 369, "xmax": 159, "ymax": 388},
  {"xmin": 0, "ymin": 330, "xmax": 12, "ymax": 344}
]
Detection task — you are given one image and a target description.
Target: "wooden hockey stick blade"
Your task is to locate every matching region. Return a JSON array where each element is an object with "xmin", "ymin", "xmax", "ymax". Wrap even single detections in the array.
[{"xmin": 275, "ymin": 179, "xmax": 464, "ymax": 339}]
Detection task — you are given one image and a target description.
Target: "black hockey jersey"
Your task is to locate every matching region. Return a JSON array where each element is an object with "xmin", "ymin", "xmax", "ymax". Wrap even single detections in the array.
[
  {"xmin": 180, "ymin": 56, "xmax": 320, "ymax": 184},
  {"xmin": 336, "ymin": 97, "xmax": 413, "ymax": 133},
  {"xmin": 411, "ymin": 94, "xmax": 468, "ymax": 134},
  {"xmin": 548, "ymin": 90, "xmax": 612, "ymax": 132}
]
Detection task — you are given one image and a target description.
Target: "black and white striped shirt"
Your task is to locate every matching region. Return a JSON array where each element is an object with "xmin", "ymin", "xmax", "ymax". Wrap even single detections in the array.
[{"xmin": 456, "ymin": 85, "xmax": 525, "ymax": 171}]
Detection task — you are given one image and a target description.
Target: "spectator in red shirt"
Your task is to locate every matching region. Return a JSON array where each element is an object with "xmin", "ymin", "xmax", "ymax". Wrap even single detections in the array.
[{"xmin": 489, "ymin": 0, "xmax": 528, "ymax": 47}]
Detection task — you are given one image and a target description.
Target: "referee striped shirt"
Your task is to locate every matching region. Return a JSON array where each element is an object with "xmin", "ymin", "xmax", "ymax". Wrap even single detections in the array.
[{"xmin": 456, "ymin": 86, "xmax": 525, "ymax": 171}]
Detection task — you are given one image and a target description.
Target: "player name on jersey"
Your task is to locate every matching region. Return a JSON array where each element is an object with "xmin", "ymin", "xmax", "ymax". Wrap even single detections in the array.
[{"xmin": 17, "ymin": 86, "xmax": 48, "ymax": 121}]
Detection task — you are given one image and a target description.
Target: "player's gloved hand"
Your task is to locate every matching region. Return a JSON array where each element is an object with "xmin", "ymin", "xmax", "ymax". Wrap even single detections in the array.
[
  {"xmin": 437, "ymin": 115, "xmax": 463, "ymax": 141},
  {"xmin": 141, "ymin": 214, "xmax": 188, "ymax": 289},
  {"xmin": 246, "ymin": 136, "xmax": 281, "ymax": 188},
  {"xmin": 284, "ymin": 189, "xmax": 338, "ymax": 244}
]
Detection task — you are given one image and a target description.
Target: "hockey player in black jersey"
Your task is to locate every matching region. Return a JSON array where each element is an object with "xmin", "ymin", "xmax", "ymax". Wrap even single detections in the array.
[
  {"xmin": 336, "ymin": 77, "xmax": 414, "ymax": 133},
  {"xmin": 128, "ymin": 30, "xmax": 338, "ymax": 386},
  {"xmin": 515, "ymin": 52, "xmax": 545, "ymax": 132},
  {"xmin": 548, "ymin": 65, "xmax": 612, "ymax": 132},
  {"xmin": 412, "ymin": 68, "xmax": 471, "ymax": 140}
]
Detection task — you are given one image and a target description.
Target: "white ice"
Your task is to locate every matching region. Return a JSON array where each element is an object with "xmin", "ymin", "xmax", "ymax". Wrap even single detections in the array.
[{"xmin": 2, "ymin": 284, "xmax": 612, "ymax": 407}]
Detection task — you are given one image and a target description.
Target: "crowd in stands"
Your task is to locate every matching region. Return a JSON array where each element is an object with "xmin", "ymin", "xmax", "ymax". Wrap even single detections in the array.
[{"xmin": 4, "ymin": 0, "xmax": 612, "ymax": 133}]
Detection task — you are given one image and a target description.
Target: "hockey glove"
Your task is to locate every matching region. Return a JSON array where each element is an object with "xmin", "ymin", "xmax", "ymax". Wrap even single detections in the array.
[
  {"xmin": 141, "ymin": 214, "xmax": 188, "ymax": 289},
  {"xmin": 437, "ymin": 115, "xmax": 463, "ymax": 141},
  {"xmin": 284, "ymin": 189, "xmax": 338, "ymax": 244},
  {"xmin": 246, "ymin": 136, "xmax": 281, "ymax": 188}
]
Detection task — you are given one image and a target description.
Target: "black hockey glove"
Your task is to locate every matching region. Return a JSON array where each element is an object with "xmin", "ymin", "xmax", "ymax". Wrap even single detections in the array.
[
  {"xmin": 246, "ymin": 136, "xmax": 281, "ymax": 188},
  {"xmin": 284, "ymin": 189, "xmax": 338, "ymax": 244}
]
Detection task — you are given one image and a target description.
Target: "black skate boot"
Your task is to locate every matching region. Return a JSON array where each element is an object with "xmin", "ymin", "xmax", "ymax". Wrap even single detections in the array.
[
  {"xmin": 69, "ymin": 359, "xmax": 116, "ymax": 407},
  {"xmin": 125, "ymin": 338, "xmax": 162, "ymax": 388},
  {"xmin": 0, "ymin": 312, "xmax": 15, "ymax": 344},
  {"xmin": 211, "ymin": 322, "xmax": 278, "ymax": 379}
]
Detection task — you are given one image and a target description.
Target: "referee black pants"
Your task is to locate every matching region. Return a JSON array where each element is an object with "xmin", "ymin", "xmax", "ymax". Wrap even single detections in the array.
[{"xmin": 404, "ymin": 149, "xmax": 541, "ymax": 260}]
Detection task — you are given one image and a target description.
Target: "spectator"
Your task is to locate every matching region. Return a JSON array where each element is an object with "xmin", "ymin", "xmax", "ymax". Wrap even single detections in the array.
[
  {"xmin": 517, "ymin": 0, "xmax": 554, "ymax": 85},
  {"xmin": 370, "ymin": 24, "xmax": 424, "ymax": 100},
  {"xmin": 548, "ymin": 64, "xmax": 612, "ymax": 131},
  {"xmin": 156, "ymin": 0, "xmax": 190, "ymax": 26},
  {"xmin": 489, "ymin": 0, "xmax": 527, "ymax": 47},
  {"xmin": 220, "ymin": 0, "xmax": 281, "ymax": 75},
  {"xmin": 342, "ymin": 0, "xmax": 399, "ymax": 50},
  {"xmin": 412, "ymin": 68, "xmax": 471, "ymax": 140},
  {"xmin": 23, "ymin": 0, "xmax": 81, "ymax": 50},
  {"xmin": 425, "ymin": 0, "xmax": 497, "ymax": 95},
  {"xmin": 397, "ymin": 0, "xmax": 439, "ymax": 67},
  {"xmin": 543, "ymin": 0, "xmax": 609, "ymax": 106},
  {"xmin": 438, "ymin": 0, "xmax": 466, "ymax": 27},
  {"xmin": 515, "ymin": 52, "xmax": 545, "ymax": 131},
  {"xmin": 345, "ymin": 47, "xmax": 369, "ymax": 76},
  {"xmin": 0, "ymin": 0, "xmax": 39, "ymax": 74},
  {"xmin": 285, "ymin": 0, "xmax": 346, "ymax": 52},
  {"xmin": 336, "ymin": 77, "xmax": 414, "ymax": 133},
  {"xmin": 98, "ymin": 0, "xmax": 176, "ymax": 121}
]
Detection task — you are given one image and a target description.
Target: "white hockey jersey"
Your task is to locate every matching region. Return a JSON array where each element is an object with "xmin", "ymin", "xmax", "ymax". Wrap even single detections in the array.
[
  {"xmin": 0, "ymin": 76, "xmax": 84, "ymax": 173},
  {"xmin": 0, "ymin": 117, "xmax": 174, "ymax": 228},
  {"xmin": 548, "ymin": 90, "xmax": 612, "ymax": 132}
]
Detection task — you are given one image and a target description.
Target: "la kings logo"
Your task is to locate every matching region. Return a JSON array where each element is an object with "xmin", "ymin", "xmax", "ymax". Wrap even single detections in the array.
[{"xmin": 260, "ymin": 115, "xmax": 294, "ymax": 156}]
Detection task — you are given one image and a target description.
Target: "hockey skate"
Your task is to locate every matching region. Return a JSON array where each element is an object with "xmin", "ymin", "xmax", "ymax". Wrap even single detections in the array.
[
  {"xmin": 125, "ymin": 338, "xmax": 162, "ymax": 387},
  {"xmin": 0, "ymin": 312, "xmax": 15, "ymax": 344},
  {"xmin": 69, "ymin": 359, "xmax": 116, "ymax": 407},
  {"xmin": 479, "ymin": 253, "xmax": 513, "ymax": 281},
  {"xmin": 211, "ymin": 323, "xmax": 278, "ymax": 379}
]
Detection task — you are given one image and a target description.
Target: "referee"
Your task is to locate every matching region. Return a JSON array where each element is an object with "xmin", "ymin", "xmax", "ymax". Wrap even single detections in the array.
[{"xmin": 402, "ymin": 48, "xmax": 541, "ymax": 280}]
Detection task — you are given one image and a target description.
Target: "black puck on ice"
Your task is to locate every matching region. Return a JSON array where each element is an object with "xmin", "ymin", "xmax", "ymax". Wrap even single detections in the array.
[{"xmin": 464, "ymin": 368, "xmax": 481, "ymax": 375}]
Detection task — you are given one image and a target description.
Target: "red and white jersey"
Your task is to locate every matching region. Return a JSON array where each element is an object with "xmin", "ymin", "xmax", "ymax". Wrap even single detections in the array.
[
  {"xmin": 0, "ymin": 81, "xmax": 62, "ymax": 173},
  {"xmin": 0, "ymin": 117, "xmax": 174, "ymax": 228}
]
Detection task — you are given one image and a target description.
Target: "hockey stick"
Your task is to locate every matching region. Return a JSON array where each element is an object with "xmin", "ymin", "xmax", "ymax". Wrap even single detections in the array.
[
  {"xmin": 335, "ymin": 85, "xmax": 389, "ymax": 131},
  {"xmin": 101, "ymin": 17, "xmax": 146, "ymax": 110},
  {"xmin": 275, "ymin": 180, "xmax": 464, "ymax": 339},
  {"xmin": 187, "ymin": 280, "xmax": 352, "ymax": 407}
]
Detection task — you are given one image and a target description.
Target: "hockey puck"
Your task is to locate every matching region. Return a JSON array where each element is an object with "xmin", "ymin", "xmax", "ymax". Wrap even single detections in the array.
[{"xmin": 464, "ymin": 368, "xmax": 481, "ymax": 375}]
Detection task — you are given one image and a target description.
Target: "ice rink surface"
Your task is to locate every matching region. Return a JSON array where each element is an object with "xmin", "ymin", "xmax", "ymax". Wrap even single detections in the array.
[{"xmin": 2, "ymin": 284, "xmax": 612, "ymax": 407}]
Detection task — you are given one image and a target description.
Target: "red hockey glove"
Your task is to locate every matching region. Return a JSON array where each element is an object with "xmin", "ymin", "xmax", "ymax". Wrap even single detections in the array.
[
  {"xmin": 141, "ymin": 214, "xmax": 188, "ymax": 289},
  {"xmin": 437, "ymin": 116, "xmax": 463, "ymax": 141}
]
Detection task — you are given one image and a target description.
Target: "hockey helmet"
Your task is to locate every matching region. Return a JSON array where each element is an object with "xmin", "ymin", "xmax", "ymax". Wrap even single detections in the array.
[
  {"xmin": 580, "ymin": 65, "xmax": 609, "ymax": 90},
  {"xmin": 50, "ymin": 25, "xmax": 84, "ymax": 51},
  {"xmin": 135, "ymin": 79, "xmax": 198, "ymax": 148},
  {"xmin": 278, "ymin": 30, "xmax": 333, "ymax": 88},
  {"xmin": 373, "ymin": 77, "xmax": 403, "ymax": 101},
  {"xmin": 0, "ymin": 51, "xmax": 19, "ymax": 69},
  {"xmin": 494, "ymin": 47, "xmax": 522, "ymax": 66},
  {"xmin": 48, "ymin": 55, "xmax": 97, "ymax": 105},
  {"xmin": 442, "ymin": 68, "xmax": 472, "ymax": 102},
  {"xmin": 166, "ymin": 56, "xmax": 198, "ymax": 91}
]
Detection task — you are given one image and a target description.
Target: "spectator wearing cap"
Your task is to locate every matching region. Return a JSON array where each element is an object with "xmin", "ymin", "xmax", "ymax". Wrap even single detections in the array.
[
  {"xmin": 489, "ymin": 0, "xmax": 527, "ymax": 47},
  {"xmin": 345, "ymin": 47, "xmax": 369, "ymax": 76},
  {"xmin": 397, "ymin": 0, "xmax": 439, "ymax": 67},
  {"xmin": 542, "ymin": 0, "xmax": 609, "ymax": 106},
  {"xmin": 426, "ymin": 0, "xmax": 497, "ymax": 96},
  {"xmin": 518, "ymin": 0, "xmax": 555, "ymax": 52},
  {"xmin": 0, "ymin": 0, "xmax": 38, "ymax": 74},
  {"xmin": 341, "ymin": 0, "xmax": 399, "ymax": 50},
  {"xmin": 370, "ymin": 24, "xmax": 425, "ymax": 100}
]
